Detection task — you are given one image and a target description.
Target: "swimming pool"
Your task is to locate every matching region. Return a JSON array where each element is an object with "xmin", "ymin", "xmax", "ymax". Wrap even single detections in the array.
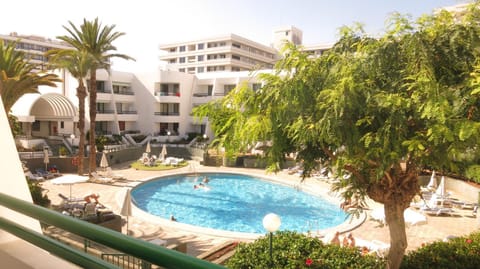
[{"xmin": 131, "ymin": 173, "xmax": 347, "ymax": 234}]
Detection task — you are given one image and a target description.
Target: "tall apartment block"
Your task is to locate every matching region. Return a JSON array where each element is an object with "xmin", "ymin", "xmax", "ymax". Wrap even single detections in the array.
[
  {"xmin": 158, "ymin": 34, "xmax": 279, "ymax": 74},
  {"xmin": 0, "ymin": 32, "xmax": 71, "ymax": 71}
]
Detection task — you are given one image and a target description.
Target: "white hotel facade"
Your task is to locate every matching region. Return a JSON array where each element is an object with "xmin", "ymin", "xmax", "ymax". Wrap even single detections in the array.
[{"xmin": 3, "ymin": 26, "xmax": 331, "ymax": 144}]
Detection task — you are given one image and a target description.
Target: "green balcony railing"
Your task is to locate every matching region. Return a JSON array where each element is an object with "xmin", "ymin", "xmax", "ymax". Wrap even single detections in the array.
[{"xmin": 0, "ymin": 192, "xmax": 225, "ymax": 269}]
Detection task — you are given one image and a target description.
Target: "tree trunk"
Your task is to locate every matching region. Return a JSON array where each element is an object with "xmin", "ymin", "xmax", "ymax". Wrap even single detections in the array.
[
  {"xmin": 88, "ymin": 70, "xmax": 97, "ymax": 174},
  {"xmin": 76, "ymin": 82, "xmax": 87, "ymax": 175},
  {"xmin": 384, "ymin": 199, "xmax": 408, "ymax": 269},
  {"xmin": 366, "ymin": 165, "xmax": 419, "ymax": 269}
]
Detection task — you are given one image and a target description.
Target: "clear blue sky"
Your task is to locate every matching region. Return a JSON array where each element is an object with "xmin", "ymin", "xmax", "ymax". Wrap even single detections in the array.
[{"xmin": 1, "ymin": 0, "xmax": 470, "ymax": 71}]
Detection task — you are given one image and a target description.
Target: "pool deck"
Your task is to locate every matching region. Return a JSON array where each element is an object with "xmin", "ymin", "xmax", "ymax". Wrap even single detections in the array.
[{"xmin": 40, "ymin": 160, "xmax": 480, "ymax": 257}]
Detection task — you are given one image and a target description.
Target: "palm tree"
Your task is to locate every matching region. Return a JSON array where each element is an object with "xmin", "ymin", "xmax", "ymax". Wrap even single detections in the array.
[
  {"xmin": 0, "ymin": 41, "xmax": 60, "ymax": 128},
  {"xmin": 57, "ymin": 18, "xmax": 134, "ymax": 174},
  {"xmin": 47, "ymin": 48, "xmax": 94, "ymax": 175}
]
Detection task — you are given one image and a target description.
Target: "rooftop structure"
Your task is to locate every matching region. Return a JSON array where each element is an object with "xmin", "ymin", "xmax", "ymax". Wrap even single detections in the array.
[{"xmin": 272, "ymin": 25, "xmax": 303, "ymax": 51}]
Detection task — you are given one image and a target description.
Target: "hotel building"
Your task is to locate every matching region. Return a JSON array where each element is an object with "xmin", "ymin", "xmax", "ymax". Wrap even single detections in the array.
[{"xmin": 2, "ymin": 26, "xmax": 332, "ymax": 146}]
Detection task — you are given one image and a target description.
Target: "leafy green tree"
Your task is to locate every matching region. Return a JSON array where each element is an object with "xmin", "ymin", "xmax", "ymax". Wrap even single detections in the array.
[
  {"xmin": 195, "ymin": 5, "xmax": 480, "ymax": 269},
  {"xmin": 47, "ymin": 48, "xmax": 94, "ymax": 175},
  {"xmin": 57, "ymin": 18, "xmax": 134, "ymax": 174},
  {"xmin": 0, "ymin": 41, "xmax": 60, "ymax": 129}
]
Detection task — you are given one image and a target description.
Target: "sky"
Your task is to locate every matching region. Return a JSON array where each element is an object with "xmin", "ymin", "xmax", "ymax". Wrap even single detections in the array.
[{"xmin": 1, "ymin": 0, "xmax": 471, "ymax": 72}]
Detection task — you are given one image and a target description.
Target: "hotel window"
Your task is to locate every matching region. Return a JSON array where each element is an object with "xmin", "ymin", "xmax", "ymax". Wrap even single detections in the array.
[
  {"xmin": 172, "ymin": 122, "xmax": 179, "ymax": 134},
  {"xmin": 32, "ymin": 120, "xmax": 40, "ymax": 131},
  {"xmin": 179, "ymin": 57, "xmax": 185, "ymax": 63},
  {"xmin": 232, "ymin": 43, "xmax": 241, "ymax": 48},
  {"xmin": 232, "ymin": 55, "xmax": 240, "ymax": 60},
  {"xmin": 197, "ymin": 43, "xmax": 204, "ymax": 50},
  {"xmin": 179, "ymin": 68, "xmax": 185, "ymax": 72},
  {"xmin": 207, "ymin": 85, "xmax": 213, "ymax": 95},
  {"xmin": 197, "ymin": 55, "xmax": 204, "ymax": 62},
  {"xmin": 252, "ymin": 83, "xmax": 262, "ymax": 91},
  {"xmin": 197, "ymin": 67, "xmax": 204, "ymax": 73},
  {"xmin": 96, "ymin": 81, "xmax": 105, "ymax": 92},
  {"xmin": 224, "ymin": 84, "xmax": 236, "ymax": 94},
  {"xmin": 60, "ymin": 121, "xmax": 64, "ymax": 128},
  {"xmin": 179, "ymin": 45, "xmax": 185, "ymax": 52}
]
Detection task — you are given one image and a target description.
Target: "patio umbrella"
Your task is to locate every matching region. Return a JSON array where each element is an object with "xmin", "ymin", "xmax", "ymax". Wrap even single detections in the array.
[
  {"xmin": 100, "ymin": 151, "xmax": 109, "ymax": 171},
  {"xmin": 51, "ymin": 174, "xmax": 89, "ymax": 200},
  {"xmin": 120, "ymin": 188, "xmax": 132, "ymax": 235},
  {"xmin": 43, "ymin": 148, "xmax": 49, "ymax": 171},
  {"xmin": 146, "ymin": 140, "xmax": 151, "ymax": 154},
  {"xmin": 427, "ymin": 171, "xmax": 437, "ymax": 190},
  {"xmin": 435, "ymin": 176, "xmax": 446, "ymax": 198},
  {"xmin": 160, "ymin": 144, "xmax": 167, "ymax": 161}
]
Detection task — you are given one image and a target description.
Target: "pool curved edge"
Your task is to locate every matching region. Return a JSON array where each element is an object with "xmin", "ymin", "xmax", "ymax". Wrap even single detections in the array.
[{"xmin": 121, "ymin": 170, "xmax": 367, "ymax": 240}]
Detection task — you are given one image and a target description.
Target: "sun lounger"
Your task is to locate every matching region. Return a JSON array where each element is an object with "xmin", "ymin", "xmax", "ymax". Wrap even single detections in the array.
[
  {"xmin": 25, "ymin": 171, "xmax": 45, "ymax": 181},
  {"xmin": 104, "ymin": 167, "xmax": 126, "ymax": 180},
  {"xmin": 58, "ymin": 193, "xmax": 84, "ymax": 203},
  {"xmin": 58, "ymin": 193, "xmax": 85, "ymax": 211},
  {"xmin": 35, "ymin": 168, "xmax": 55, "ymax": 179},
  {"xmin": 90, "ymin": 172, "xmax": 114, "ymax": 183},
  {"xmin": 421, "ymin": 206, "xmax": 455, "ymax": 216},
  {"xmin": 355, "ymin": 238, "xmax": 390, "ymax": 257}
]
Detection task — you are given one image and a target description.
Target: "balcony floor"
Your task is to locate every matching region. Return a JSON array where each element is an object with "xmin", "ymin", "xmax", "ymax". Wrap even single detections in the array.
[{"xmin": 0, "ymin": 238, "xmax": 80, "ymax": 269}]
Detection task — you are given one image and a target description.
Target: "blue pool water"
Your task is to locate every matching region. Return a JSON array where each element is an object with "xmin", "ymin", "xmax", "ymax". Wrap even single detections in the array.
[{"xmin": 131, "ymin": 173, "xmax": 347, "ymax": 234}]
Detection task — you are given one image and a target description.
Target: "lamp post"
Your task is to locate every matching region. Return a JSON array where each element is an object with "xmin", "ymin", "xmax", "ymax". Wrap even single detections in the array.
[
  {"xmin": 263, "ymin": 213, "xmax": 281, "ymax": 268},
  {"xmin": 70, "ymin": 134, "xmax": 75, "ymax": 153},
  {"xmin": 167, "ymin": 131, "xmax": 171, "ymax": 143},
  {"xmin": 203, "ymin": 133, "xmax": 207, "ymax": 149}
]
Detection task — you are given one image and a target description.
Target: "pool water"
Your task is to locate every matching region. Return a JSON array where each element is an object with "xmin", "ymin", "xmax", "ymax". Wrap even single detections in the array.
[{"xmin": 132, "ymin": 173, "xmax": 347, "ymax": 234}]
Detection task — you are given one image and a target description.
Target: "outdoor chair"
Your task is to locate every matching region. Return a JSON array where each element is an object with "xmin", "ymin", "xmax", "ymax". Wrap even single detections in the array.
[{"xmin": 83, "ymin": 202, "xmax": 98, "ymax": 221}]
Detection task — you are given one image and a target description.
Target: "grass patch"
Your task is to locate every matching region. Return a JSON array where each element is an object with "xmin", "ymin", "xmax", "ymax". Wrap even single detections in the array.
[{"xmin": 130, "ymin": 160, "xmax": 188, "ymax": 171}]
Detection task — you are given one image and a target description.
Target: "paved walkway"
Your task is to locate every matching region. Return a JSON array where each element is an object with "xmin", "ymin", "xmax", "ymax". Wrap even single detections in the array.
[{"xmin": 40, "ymin": 161, "xmax": 480, "ymax": 257}]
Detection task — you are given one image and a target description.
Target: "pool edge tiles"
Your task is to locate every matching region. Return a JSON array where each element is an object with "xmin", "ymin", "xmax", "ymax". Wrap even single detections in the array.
[{"xmin": 128, "ymin": 171, "xmax": 366, "ymax": 239}]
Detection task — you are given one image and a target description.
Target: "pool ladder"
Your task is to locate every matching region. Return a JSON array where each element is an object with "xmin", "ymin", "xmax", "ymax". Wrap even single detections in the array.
[{"xmin": 188, "ymin": 162, "xmax": 197, "ymax": 175}]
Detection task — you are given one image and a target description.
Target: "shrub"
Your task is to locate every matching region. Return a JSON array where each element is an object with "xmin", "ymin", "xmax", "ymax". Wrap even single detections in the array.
[
  {"xmin": 401, "ymin": 232, "xmax": 480, "ymax": 269},
  {"xmin": 225, "ymin": 231, "xmax": 384, "ymax": 269},
  {"xmin": 27, "ymin": 179, "xmax": 50, "ymax": 207},
  {"xmin": 465, "ymin": 165, "xmax": 480, "ymax": 184},
  {"xmin": 112, "ymin": 134, "xmax": 123, "ymax": 144},
  {"xmin": 131, "ymin": 134, "xmax": 146, "ymax": 143},
  {"xmin": 58, "ymin": 146, "xmax": 68, "ymax": 156}
]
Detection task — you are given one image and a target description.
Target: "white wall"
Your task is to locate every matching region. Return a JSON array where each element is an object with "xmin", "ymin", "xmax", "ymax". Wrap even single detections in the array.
[{"xmin": 0, "ymin": 98, "xmax": 42, "ymax": 243}]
